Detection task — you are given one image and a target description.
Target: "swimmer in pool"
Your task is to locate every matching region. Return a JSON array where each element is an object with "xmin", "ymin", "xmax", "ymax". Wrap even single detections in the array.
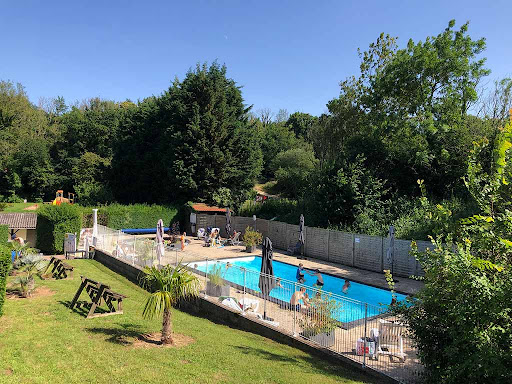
[{"xmin": 342, "ymin": 279, "xmax": 350, "ymax": 294}]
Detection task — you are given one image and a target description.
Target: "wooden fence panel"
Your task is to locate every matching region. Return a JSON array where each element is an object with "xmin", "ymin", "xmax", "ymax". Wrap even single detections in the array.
[
  {"xmin": 305, "ymin": 227, "xmax": 329, "ymax": 261},
  {"xmin": 255, "ymin": 218, "xmax": 270, "ymax": 239},
  {"xmin": 353, "ymin": 234, "xmax": 383, "ymax": 272},
  {"xmin": 328, "ymin": 231, "xmax": 353, "ymax": 265},
  {"xmin": 268, "ymin": 221, "xmax": 288, "ymax": 250},
  {"xmin": 286, "ymin": 224, "xmax": 300, "ymax": 250},
  {"xmin": 393, "ymin": 239, "xmax": 415, "ymax": 277}
]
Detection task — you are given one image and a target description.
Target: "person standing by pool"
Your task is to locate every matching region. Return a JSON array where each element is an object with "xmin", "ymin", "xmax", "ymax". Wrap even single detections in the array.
[
  {"xmin": 290, "ymin": 287, "xmax": 306, "ymax": 310},
  {"xmin": 307, "ymin": 269, "xmax": 324, "ymax": 288},
  {"xmin": 342, "ymin": 279, "xmax": 351, "ymax": 294},
  {"xmin": 296, "ymin": 263, "xmax": 305, "ymax": 284},
  {"xmin": 181, "ymin": 232, "xmax": 186, "ymax": 251}
]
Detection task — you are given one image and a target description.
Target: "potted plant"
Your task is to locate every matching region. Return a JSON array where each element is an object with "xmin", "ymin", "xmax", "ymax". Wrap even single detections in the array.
[
  {"xmin": 206, "ymin": 263, "xmax": 230, "ymax": 297},
  {"xmin": 298, "ymin": 292, "xmax": 341, "ymax": 348},
  {"xmin": 242, "ymin": 226, "xmax": 262, "ymax": 253}
]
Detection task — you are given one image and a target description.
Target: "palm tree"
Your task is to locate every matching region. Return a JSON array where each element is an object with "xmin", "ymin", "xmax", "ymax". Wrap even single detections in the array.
[{"xmin": 141, "ymin": 263, "xmax": 200, "ymax": 345}]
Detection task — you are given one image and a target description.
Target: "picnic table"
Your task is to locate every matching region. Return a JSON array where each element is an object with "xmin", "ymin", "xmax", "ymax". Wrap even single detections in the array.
[
  {"xmin": 47, "ymin": 257, "xmax": 74, "ymax": 279},
  {"xmin": 69, "ymin": 276, "xmax": 127, "ymax": 319}
]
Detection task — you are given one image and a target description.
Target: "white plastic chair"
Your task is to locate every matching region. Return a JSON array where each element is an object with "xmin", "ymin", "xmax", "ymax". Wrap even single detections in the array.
[{"xmin": 375, "ymin": 319, "xmax": 406, "ymax": 362}]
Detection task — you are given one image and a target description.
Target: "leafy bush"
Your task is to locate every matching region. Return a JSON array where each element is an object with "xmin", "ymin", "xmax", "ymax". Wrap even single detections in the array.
[
  {"xmin": 398, "ymin": 240, "xmax": 512, "ymax": 384},
  {"xmin": 0, "ymin": 202, "xmax": 7, "ymax": 211},
  {"xmin": 0, "ymin": 225, "xmax": 8, "ymax": 244},
  {"xmin": 0, "ymin": 245, "xmax": 11, "ymax": 316},
  {"xmin": 271, "ymin": 147, "xmax": 318, "ymax": 198},
  {"xmin": 242, "ymin": 226, "xmax": 262, "ymax": 247},
  {"xmin": 36, "ymin": 204, "xmax": 82, "ymax": 254},
  {"xmin": 81, "ymin": 204, "xmax": 178, "ymax": 229}
]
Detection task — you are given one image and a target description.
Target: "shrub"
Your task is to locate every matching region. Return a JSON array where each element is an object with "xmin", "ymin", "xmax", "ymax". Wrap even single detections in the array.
[
  {"xmin": 0, "ymin": 245, "xmax": 11, "ymax": 316},
  {"xmin": 81, "ymin": 204, "xmax": 178, "ymax": 229},
  {"xmin": 0, "ymin": 224, "xmax": 8, "ymax": 244},
  {"xmin": 36, "ymin": 204, "xmax": 82, "ymax": 254},
  {"xmin": 242, "ymin": 226, "xmax": 262, "ymax": 247}
]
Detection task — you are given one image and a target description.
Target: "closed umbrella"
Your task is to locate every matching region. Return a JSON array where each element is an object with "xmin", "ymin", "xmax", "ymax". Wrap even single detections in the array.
[
  {"xmin": 386, "ymin": 225, "xmax": 395, "ymax": 276},
  {"xmin": 259, "ymin": 237, "xmax": 275, "ymax": 320},
  {"xmin": 156, "ymin": 219, "xmax": 165, "ymax": 267},
  {"xmin": 298, "ymin": 214, "xmax": 305, "ymax": 258},
  {"xmin": 225, "ymin": 208, "xmax": 232, "ymax": 238}
]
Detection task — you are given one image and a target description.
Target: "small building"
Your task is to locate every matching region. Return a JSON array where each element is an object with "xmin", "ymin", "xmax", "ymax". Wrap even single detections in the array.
[
  {"xmin": 187, "ymin": 203, "xmax": 227, "ymax": 234},
  {"xmin": 0, "ymin": 213, "xmax": 37, "ymax": 246}
]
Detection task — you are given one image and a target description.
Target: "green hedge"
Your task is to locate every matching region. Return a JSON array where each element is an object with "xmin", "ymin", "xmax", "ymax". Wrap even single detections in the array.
[
  {"xmin": 81, "ymin": 204, "xmax": 179, "ymax": 229},
  {"xmin": 0, "ymin": 245, "xmax": 11, "ymax": 316},
  {"xmin": 36, "ymin": 204, "xmax": 82, "ymax": 254},
  {"xmin": 0, "ymin": 224, "xmax": 8, "ymax": 245}
]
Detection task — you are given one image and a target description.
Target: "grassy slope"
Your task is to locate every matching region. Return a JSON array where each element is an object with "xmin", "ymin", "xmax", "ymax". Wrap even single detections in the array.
[
  {"xmin": 0, "ymin": 203, "xmax": 38, "ymax": 213},
  {"xmin": 0, "ymin": 260, "xmax": 376, "ymax": 384}
]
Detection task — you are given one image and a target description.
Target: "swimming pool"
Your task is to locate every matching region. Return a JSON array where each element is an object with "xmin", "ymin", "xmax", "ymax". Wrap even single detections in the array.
[{"xmin": 194, "ymin": 256, "xmax": 406, "ymax": 322}]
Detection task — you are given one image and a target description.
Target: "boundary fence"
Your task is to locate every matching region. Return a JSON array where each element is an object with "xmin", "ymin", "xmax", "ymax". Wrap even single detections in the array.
[
  {"xmin": 89, "ymin": 225, "xmax": 423, "ymax": 383},
  {"xmin": 196, "ymin": 214, "xmax": 431, "ymax": 278}
]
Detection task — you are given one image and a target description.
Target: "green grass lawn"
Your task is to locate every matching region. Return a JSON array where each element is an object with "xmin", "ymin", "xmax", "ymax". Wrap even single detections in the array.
[
  {"xmin": 0, "ymin": 202, "xmax": 40, "ymax": 213},
  {"xmin": 0, "ymin": 260, "xmax": 377, "ymax": 384}
]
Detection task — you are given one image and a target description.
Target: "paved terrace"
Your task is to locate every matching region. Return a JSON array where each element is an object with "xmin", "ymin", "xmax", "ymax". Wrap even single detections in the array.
[{"xmin": 161, "ymin": 236, "xmax": 424, "ymax": 296}]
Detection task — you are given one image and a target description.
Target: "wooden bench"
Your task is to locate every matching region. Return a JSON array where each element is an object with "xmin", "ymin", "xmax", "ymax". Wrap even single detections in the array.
[
  {"xmin": 47, "ymin": 257, "xmax": 74, "ymax": 279},
  {"xmin": 69, "ymin": 276, "xmax": 127, "ymax": 319}
]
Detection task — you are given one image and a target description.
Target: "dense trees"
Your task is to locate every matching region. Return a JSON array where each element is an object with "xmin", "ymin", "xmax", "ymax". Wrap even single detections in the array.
[{"xmin": 0, "ymin": 21, "xmax": 509, "ymax": 242}]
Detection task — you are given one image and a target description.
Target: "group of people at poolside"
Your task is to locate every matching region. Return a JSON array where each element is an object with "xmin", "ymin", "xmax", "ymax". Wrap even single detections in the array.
[
  {"xmin": 290, "ymin": 263, "xmax": 353, "ymax": 309},
  {"xmin": 205, "ymin": 228, "xmax": 239, "ymax": 247}
]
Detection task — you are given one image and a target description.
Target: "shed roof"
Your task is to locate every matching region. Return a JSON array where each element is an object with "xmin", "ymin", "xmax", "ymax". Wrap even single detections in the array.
[
  {"xmin": 191, "ymin": 203, "xmax": 227, "ymax": 213},
  {"xmin": 0, "ymin": 213, "xmax": 37, "ymax": 229}
]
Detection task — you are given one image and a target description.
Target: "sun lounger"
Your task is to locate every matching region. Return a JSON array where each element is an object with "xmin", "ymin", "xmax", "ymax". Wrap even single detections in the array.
[
  {"xmin": 220, "ymin": 297, "xmax": 279, "ymax": 327},
  {"xmin": 239, "ymin": 297, "xmax": 260, "ymax": 312}
]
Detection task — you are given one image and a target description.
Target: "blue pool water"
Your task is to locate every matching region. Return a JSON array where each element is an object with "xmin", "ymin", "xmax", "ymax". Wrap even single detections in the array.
[{"xmin": 195, "ymin": 256, "xmax": 406, "ymax": 322}]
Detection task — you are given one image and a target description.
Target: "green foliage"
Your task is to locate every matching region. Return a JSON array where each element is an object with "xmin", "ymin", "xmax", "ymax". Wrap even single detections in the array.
[
  {"xmin": 285, "ymin": 112, "xmax": 318, "ymax": 140},
  {"xmin": 36, "ymin": 204, "xmax": 82, "ymax": 254},
  {"xmin": 238, "ymin": 198, "xmax": 299, "ymax": 222},
  {"xmin": 395, "ymin": 114, "xmax": 512, "ymax": 383},
  {"xmin": 0, "ymin": 224, "xmax": 8, "ymax": 244},
  {"xmin": 112, "ymin": 62, "xmax": 262, "ymax": 205},
  {"xmin": 299, "ymin": 292, "xmax": 342, "ymax": 336},
  {"xmin": 272, "ymin": 146, "xmax": 318, "ymax": 198},
  {"xmin": 398, "ymin": 239, "xmax": 512, "ymax": 384},
  {"xmin": 81, "ymin": 204, "xmax": 178, "ymax": 229},
  {"xmin": 241, "ymin": 226, "xmax": 263, "ymax": 247},
  {"xmin": 208, "ymin": 263, "xmax": 226, "ymax": 287},
  {"xmin": 0, "ymin": 244, "xmax": 11, "ymax": 316},
  {"xmin": 259, "ymin": 121, "xmax": 303, "ymax": 177},
  {"xmin": 141, "ymin": 263, "xmax": 200, "ymax": 344}
]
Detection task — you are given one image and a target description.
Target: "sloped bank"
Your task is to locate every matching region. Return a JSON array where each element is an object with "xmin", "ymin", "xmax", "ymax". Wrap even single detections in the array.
[{"xmin": 93, "ymin": 249, "xmax": 396, "ymax": 384}]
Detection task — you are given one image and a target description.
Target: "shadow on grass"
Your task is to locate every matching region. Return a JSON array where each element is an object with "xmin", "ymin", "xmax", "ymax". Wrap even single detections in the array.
[
  {"xmin": 232, "ymin": 345, "xmax": 300, "ymax": 363},
  {"xmin": 182, "ymin": 306, "xmax": 381, "ymax": 383},
  {"xmin": 85, "ymin": 323, "xmax": 147, "ymax": 346},
  {"xmin": 59, "ymin": 300, "xmax": 110, "ymax": 318}
]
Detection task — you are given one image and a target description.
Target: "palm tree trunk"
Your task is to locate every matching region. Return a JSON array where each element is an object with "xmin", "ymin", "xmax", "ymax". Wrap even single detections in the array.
[{"xmin": 161, "ymin": 308, "xmax": 173, "ymax": 345}]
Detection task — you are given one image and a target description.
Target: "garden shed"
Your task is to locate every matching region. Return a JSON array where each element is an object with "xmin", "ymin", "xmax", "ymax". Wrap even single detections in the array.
[
  {"xmin": 187, "ymin": 203, "xmax": 227, "ymax": 234},
  {"xmin": 0, "ymin": 213, "xmax": 37, "ymax": 246}
]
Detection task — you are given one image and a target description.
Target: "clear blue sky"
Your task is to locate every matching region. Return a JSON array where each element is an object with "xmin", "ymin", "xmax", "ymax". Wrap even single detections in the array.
[{"xmin": 2, "ymin": 0, "xmax": 510, "ymax": 116}]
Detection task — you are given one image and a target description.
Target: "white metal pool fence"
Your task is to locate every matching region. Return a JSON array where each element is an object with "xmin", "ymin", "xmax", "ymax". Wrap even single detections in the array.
[{"xmin": 86, "ymin": 226, "xmax": 423, "ymax": 383}]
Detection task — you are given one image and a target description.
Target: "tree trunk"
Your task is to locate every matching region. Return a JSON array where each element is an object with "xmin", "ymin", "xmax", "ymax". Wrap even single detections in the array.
[{"xmin": 161, "ymin": 308, "xmax": 173, "ymax": 345}]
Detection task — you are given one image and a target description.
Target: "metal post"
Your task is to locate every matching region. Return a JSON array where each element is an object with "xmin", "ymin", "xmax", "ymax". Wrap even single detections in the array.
[
  {"xmin": 363, "ymin": 303, "xmax": 368, "ymax": 367},
  {"xmin": 242, "ymin": 267, "xmax": 246, "ymax": 316},
  {"xmin": 175, "ymin": 249, "xmax": 178, "ymax": 266},
  {"xmin": 204, "ymin": 258, "xmax": 208, "ymax": 298},
  {"xmin": 293, "ymin": 282, "xmax": 297, "ymax": 336}
]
